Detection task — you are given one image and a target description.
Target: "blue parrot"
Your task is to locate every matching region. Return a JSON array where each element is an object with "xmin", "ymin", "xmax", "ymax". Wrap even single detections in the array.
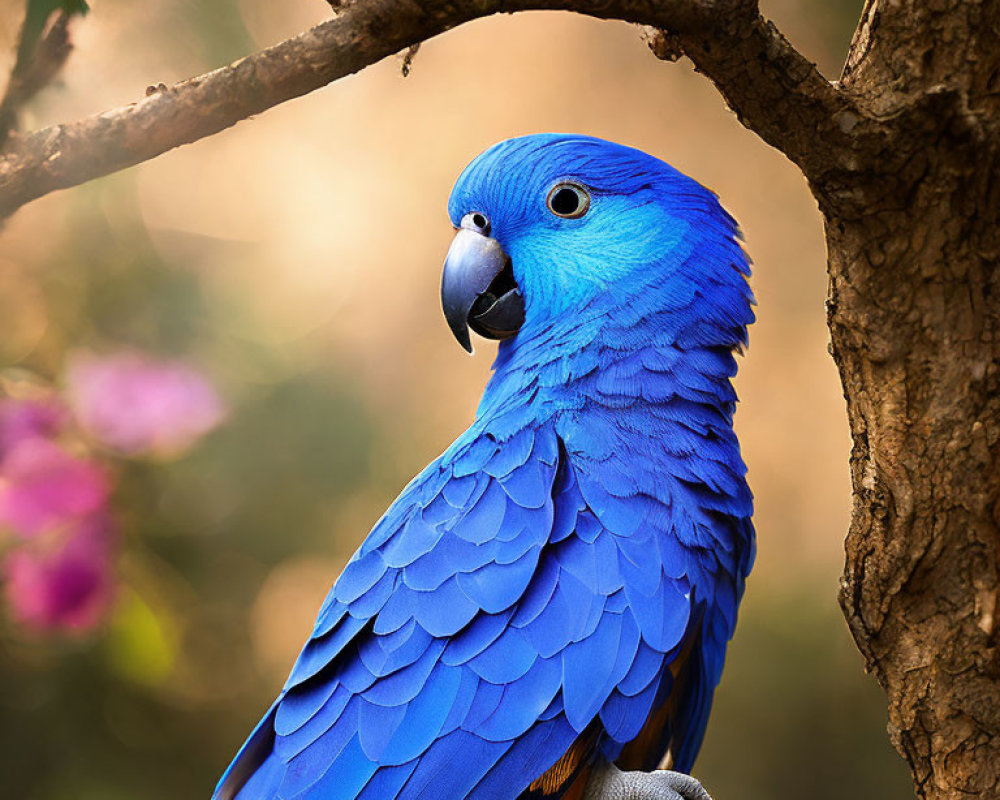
[{"xmin": 215, "ymin": 134, "xmax": 755, "ymax": 800}]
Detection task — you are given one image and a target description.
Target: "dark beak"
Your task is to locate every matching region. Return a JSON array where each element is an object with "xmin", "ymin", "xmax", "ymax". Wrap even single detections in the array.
[{"xmin": 440, "ymin": 213, "xmax": 524, "ymax": 353}]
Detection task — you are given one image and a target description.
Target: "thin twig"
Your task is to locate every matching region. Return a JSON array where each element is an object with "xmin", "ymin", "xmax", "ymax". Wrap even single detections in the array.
[
  {"xmin": 0, "ymin": 11, "xmax": 75, "ymax": 148},
  {"xmin": 400, "ymin": 42, "xmax": 420, "ymax": 78}
]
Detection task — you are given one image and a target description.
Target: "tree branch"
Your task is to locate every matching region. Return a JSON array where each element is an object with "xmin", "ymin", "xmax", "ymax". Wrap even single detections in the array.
[
  {"xmin": 653, "ymin": 16, "xmax": 874, "ymax": 187},
  {"xmin": 0, "ymin": 0, "xmax": 866, "ymax": 220}
]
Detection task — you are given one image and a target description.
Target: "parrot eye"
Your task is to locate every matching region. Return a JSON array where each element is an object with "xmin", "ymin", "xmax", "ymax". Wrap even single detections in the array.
[{"xmin": 546, "ymin": 182, "xmax": 590, "ymax": 219}]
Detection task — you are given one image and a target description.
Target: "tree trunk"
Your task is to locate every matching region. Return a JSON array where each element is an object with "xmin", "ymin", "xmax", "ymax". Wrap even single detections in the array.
[{"xmin": 821, "ymin": 2, "xmax": 1000, "ymax": 796}]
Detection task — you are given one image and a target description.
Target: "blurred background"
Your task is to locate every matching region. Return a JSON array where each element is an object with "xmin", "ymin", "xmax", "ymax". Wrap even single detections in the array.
[{"xmin": 0, "ymin": 1, "xmax": 913, "ymax": 798}]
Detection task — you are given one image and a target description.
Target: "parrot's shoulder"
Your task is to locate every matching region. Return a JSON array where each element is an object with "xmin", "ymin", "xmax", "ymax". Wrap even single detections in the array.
[{"xmin": 281, "ymin": 421, "xmax": 562, "ymax": 693}]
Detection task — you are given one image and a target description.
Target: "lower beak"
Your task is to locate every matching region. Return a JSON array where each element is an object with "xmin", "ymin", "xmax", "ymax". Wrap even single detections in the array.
[{"xmin": 440, "ymin": 228, "xmax": 524, "ymax": 353}]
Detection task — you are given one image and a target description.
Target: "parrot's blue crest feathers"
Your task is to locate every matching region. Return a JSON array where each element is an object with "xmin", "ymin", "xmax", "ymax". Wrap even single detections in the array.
[{"xmin": 216, "ymin": 134, "xmax": 755, "ymax": 800}]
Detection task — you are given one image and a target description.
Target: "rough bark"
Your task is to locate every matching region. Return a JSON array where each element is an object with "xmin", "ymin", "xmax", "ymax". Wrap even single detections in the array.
[
  {"xmin": 1, "ymin": 0, "xmax": 998, "ymax": 797},
  {"xmin": 821, "ymin": 2, "xmax": 1000, "ymax": 798}
]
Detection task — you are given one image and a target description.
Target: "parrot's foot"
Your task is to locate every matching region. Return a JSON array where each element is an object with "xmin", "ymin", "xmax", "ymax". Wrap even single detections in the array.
[{"xmin": 583, "ymin": 763, "xmax": 713, "ymax": 800}]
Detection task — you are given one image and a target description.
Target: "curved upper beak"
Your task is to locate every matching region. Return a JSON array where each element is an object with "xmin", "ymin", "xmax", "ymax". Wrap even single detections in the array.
[{"xmin": 441, "ymin": 215, "xmax": 524, "ymax": 353}]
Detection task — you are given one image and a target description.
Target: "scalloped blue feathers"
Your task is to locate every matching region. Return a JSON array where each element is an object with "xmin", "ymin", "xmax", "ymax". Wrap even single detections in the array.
[{"xmin": 215, "ymin": 134, "xmax": 755, "ymax": 800}]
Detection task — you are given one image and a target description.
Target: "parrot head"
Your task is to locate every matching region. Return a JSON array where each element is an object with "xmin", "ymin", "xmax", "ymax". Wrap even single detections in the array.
[{"xmin": 441, "ymin": 133, "xmax": 751, "ymax": 354}]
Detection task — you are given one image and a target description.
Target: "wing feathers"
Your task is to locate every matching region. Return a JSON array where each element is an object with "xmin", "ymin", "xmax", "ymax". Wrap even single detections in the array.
[{"xmin": 218, "ymin": 419, "xmax": 741, "ymax": 800}]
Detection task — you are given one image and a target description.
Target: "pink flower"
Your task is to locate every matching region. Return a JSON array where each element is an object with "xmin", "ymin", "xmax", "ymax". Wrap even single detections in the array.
[
  {"xmin": 4, "ymin": 515, "xmax": 115, "ymax": 632},
  {"xmin": 0, "ymin": 438, "xmax": 109, "ymax": 538},
  {"xmin": 0, "ymin": 391, "xmax": 119, "ymax": 634},
  {"xmin": 0, "ymin": 396, "xmax": 67, "ymax": 456},
  {"xmin": 67, "ymin": 351, "xmax": 226, "ymax": 458}
]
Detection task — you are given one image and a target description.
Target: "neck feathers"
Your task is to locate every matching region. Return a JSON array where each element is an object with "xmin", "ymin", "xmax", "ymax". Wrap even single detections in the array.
[{"xmin": 479, "ymin": 261, "xmax": 752, "ymax": 421}]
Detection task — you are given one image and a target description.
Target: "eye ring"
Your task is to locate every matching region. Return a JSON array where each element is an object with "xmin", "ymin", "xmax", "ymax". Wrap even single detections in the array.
[{"xmin": 546, "ymin": 182, "xmax": 591, "ymax": 219}]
